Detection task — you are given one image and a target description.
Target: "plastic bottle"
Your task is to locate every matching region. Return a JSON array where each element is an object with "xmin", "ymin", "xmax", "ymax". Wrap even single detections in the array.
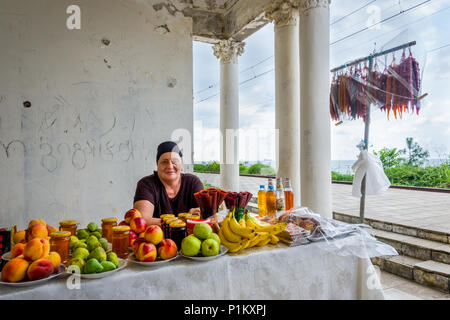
[
  {"xmin": 276, "ymin": 177, "xmax": 285, "ymax": 212},
  {"xmin": 284, "ymin": 178, "xmax": 294, "ymax": 211},
  {"xmin": 257, "ymin": 185, "xmax": 267, "ymax": 217},
  {"xmin": 266, "ymin": 184, "xmax": 276, "ymax": 218}
]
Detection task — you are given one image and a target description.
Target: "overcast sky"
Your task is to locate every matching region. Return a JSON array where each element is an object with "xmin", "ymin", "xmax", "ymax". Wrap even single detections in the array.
[{"xmin": 193, "ymin": 0, "xmax": 450, "ymax": 163}]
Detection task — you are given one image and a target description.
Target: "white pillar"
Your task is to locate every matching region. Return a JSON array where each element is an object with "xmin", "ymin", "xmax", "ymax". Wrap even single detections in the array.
[
  {"xmin": 213, "ymin": 39, "xmax": 245, "ymax": 192},
  {"xmin": 265, "ymin": 0, "xmax": 301, "ymax": 207},
  {"xmin": 299, "ymin": 0, "xmax": 332, "ymax": 218}
]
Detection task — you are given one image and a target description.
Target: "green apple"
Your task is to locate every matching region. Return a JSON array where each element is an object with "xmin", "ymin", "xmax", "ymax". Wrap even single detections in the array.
[
  {"xmin": 181, "ymin": 235, "xmax": 202, "ymax": 256},
  {"xmin": 193, "ymin": 223, "xmax": 212, "ymax": 240},
  {"xmin": 201, "ymin": 238, "xmax": 219, "ymax": 257},
  {"xmin": 207, "ymin": 232, "xmax": 221, "ymax": 246}
]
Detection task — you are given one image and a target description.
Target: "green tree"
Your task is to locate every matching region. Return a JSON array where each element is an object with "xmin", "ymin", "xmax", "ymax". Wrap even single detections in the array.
[
  {"xmin": 374, "ymin": 148, "xmax": 404, "ymax": 169},
  {"xmin": 401, "ymin": 137, "xmax": 430, "ymax": 167}
]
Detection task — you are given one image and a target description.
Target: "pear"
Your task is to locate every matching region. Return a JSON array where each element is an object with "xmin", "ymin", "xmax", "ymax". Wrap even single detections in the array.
[
  {"xmin": 87, "ymin": 222, "xmax": 98, "ymax": 232},
  {"xmin": 84, "ymin": 258, "xmax": 103, "ymax": 274},
  {"xmin": 91, "ymin": 231, "xmax": 102, "ymax": 239},
  {"xmin": 99, "ymin": 238, "xmax": 109, "ymax": 251},
  {"xmin": 67, "ymin": 257, "xmax": 85, "ymax": 274},
  {"xmin": 76, "ymin": 229, "xmax": 90, "ymax": 240},
  {"xmin": 69, "ymin": 236, "xmax": 79, "ymax": 250},
  {"xmin": 87, "ymin": 237, "xmax": 101, "ymax": 252},
  {"xmin": 88, "ymin": 247, "xmax": 107, "ymax": 262},
  {"xmin": 107, "ymin": 252, "xmax": 119, "ymax": 267},
  {"xmin": 72, "ymin": 247, "xmax": 90, "ymax": 260},
  {"xmin": 73, "ymin": 241, "xmax": 88, "ymax": 250},
  {"xmin": 100, "ymin": 261, "xmax": 116, "ymax": 272}
]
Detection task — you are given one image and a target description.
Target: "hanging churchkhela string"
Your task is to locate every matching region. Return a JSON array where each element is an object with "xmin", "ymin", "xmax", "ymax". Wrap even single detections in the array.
[{"xmin": 329, "ymin": 47, "xmax": 422, "ymax": 122}]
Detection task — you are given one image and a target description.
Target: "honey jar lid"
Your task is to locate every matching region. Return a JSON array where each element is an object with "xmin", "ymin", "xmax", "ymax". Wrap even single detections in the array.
[
  {"xmin": 188, "ymin": 215, "xmax": 201, "ymax": 220},
  {"xmin": 50, "ymin": 231, "xmax": 71, "ymax": 238},
  {"xmin": 160, "ymin": 214, "xmax": 175, "ymax": 219},
  {"xmin": 164, "ymin": 217, "xmax": 179, "ymax": 223},
  {"xmin": 59, "ymin": 220, "xmax": 78, "ymax": 226},
  {"xmin": 169, "ymin": 221, "xmax": 186, "ymax": 228},
  {"xmin": 102, "ymin": 217, "xmax": 118, "ymax": 223},
  {"xmin": 112, "ymin": 226, "xmax": 130, "ymax": 232}
]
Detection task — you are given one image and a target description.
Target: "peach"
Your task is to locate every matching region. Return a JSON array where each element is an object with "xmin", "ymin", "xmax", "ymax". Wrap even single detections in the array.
[
  {"xmin": 124, "ymin": 209, "xmax": 142, "ymax": 224},
  {"xmin": 25, "ymin": 223, "xmax": 48, "ymax": 242},
  {"xmin": 144, "ymin": 225, "xmax": 163, "ymax": 246},
  {"xmin": 23, "ymin": 238, "xmax": 50, "ymax": 261},
  {"xmin": 129, "ymin": 231, "xmax": 138, "ymax": 247},
  {"xmin": 28, "ymin": 219, "xmax": 46, "ymax": 228},
  {"xmin": 13, "ymin": 230, "xmax": 26, "ymax": 244},
  {"xmin": 132, "ymin": 238, "xmax": 145, "ymax": 254},
  {"xmin": 27, "ymin": 259, "xmax": 54, "ymax": 281},
  {"xmin": 1, "ymin": 258, "xmax": 30, "ymax": 283},
  {"xmin": 46, "ymin": 224, "xmax": 58, "ymax": 235},
  {"xmin": 44, "ymin": 252, "xmax": 61, "ymax": 272},
  {"xmin": 136, "ymin": 242, "xmax": 157, "ymax": 262},
  {"xmin": 11, "ymin": 243, "xmax": 26, "ymax": 258},
  {"xmin": 119, "ymin": 220, "xmax": 128, "ymax": 226},
  {"xmin": 158, "ymin": 239, "xmax": 177, "ymax": 260},
  {"xmin": 130, "ymin": 217, "xmax": 147, "ymax": 234}
]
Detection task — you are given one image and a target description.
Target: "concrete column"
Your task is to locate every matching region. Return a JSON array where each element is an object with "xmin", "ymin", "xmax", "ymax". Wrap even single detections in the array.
[
  {"xmin": 213, "ymin": 39, "xmax": 245, "ymax": 192},
  {"xmin": 265, "ymin": 0, "xmax": 301, "ymax": 207},
  {"xmin": 298, "ymin": 0, "xmax": 332, "ymax": 218}
]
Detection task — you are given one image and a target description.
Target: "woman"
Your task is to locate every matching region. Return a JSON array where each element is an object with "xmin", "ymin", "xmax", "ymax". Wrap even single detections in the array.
[{"xmin": 133, "ymin": 141, "xmax": 203, "ymax": 226}]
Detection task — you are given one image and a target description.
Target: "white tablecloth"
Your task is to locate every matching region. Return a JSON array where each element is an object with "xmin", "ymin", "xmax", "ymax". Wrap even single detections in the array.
[{"xmin": 0, "ymin": 241, "xmax": 385, "ymax": 300}]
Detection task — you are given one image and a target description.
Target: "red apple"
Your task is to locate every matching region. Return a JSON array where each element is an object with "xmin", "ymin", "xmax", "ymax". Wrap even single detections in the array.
[
  {"xmin": 144, "ymin": 225, "xmax": 163, "ymax": 246},
  {"xmin": 124, "ymin": 209, "xmax": 142, "ymax": 224},
  {"xmin": 132, "ymin": 238, "xmax": 145, "ymax": 254},
  {"xmin": 136, "ymin": 242, "xmax": 157, "ymax": 262},
  {"xmin": 129, "ymin": 230, "xmax": 138, "ymax": 247},
  {"xmin": 158, "ymin": 239, "xmax": 177, "ymax": 260},
  {"xmin": 130, "ymin": 217, "xmax": 147, "ymax": 234}
]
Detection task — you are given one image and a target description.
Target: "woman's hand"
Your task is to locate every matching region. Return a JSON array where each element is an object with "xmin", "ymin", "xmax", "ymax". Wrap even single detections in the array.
[{"xmin": 188, "ymin": 207, "xmax": 201, "ymax": 216}]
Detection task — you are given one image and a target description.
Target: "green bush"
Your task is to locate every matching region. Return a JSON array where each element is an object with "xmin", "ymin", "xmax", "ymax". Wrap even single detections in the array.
[
  {"xmin": 247, "ymin": 164, "xmax": 276, "ymax": 176},
  {"xmin": 332, "ymin": 171, "xmax": 353, "ymax": 182}
]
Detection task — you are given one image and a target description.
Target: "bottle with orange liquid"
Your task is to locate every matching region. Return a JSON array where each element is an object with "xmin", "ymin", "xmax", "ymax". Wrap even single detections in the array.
[
  {"xmin": 257, "ymin": 185, "xmax": 267, "ymax": 217},
  {"xmin": 266, "ymin": 179, "xmax": 276, "ymax": 218},
  {"xmin": 284, "ymin": 178, "xmax": 294, "ymax": 211}
]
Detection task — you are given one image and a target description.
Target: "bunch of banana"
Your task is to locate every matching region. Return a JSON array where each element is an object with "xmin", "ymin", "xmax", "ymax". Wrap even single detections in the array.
[{"xmin": 219, "ymin": 211, "xmax": 287, "ymax": 253}]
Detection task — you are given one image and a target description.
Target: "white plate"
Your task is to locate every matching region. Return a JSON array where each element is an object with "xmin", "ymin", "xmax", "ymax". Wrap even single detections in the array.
[
  {"xmin": 128, "ymin": 253, "xmax": 179, "ymax": 267},
  {"xmin": 65, "ymin": 258, "xmax": 127, "ymax": 279},
  {"xmin": 180, "ymin": 245, "xmax": 228, "ymax": 261},
  {"xmin": 0, "ymin": 264, "xmax": 66, "ymax": 287},
  {"xmin": 1, "ymin": 252, "xmax": 11, "ymax": 261}
]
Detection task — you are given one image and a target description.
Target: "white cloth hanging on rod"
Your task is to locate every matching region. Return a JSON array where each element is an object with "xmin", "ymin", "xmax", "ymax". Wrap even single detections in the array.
[{"xmin": 351, "ymin": 150, "xmax": 391, "ymax": 198}]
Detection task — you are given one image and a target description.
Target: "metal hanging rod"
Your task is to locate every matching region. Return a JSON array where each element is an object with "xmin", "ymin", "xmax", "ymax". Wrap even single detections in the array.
[{"xmin": 330, "ymin": 41, "xmax": 417, "ymax": 73}]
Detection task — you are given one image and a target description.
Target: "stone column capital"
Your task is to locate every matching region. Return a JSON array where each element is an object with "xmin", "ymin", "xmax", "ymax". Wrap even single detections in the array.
[
  {"xmin": 295, "ymin": 0, "xmax": 330, "ymax": 14},
  {"xmin": 213, "ymin": 39, "xmax": 245, "ymax": 64},
  {"xmin": 264, "ymin": 0, "xmax": 299, "ymax": 27}
]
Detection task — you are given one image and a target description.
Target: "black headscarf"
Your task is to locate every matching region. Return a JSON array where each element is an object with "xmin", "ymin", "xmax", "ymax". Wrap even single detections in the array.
[{"xmin": 156, "ymin": 141, "xmax": 183, "ymax": 163}]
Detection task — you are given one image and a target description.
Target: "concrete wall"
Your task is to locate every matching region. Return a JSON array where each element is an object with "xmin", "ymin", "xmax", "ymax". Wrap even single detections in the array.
[{"xmin": 0, "ymin": 0, "xmax": 194, "ymax": 229}]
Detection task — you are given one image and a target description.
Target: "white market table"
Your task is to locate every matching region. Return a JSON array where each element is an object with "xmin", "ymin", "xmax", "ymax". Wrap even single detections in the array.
[{"xmin": 0, "ymin": 239, "xmax": 385, "ymax": 300}]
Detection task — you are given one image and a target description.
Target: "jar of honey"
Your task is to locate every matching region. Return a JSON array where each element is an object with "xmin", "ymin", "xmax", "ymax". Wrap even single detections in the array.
[
  {"xmin": 112, "ymin": 226, "xmax": 130, "ymax": 259},
  {"xmin": 59, "ymin": 220, "xmax": 78, "ymax": 236},
  {"xmin": 163, "ymin": 217, "xmax": 178, "ymax": 238},
  {"xmin": 169, "ymin": 221, "xmax": 186, "ymax": 250},
  {"xmin": 50, "ymin": 231, "xmax": 71, "ymax": 264},
  {"xmin": 101, "ymin": 217, "xmax": 118, "ymax": 243}
]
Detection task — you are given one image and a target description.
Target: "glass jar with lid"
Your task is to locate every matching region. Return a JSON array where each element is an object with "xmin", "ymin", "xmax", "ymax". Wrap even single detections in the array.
[
  {"xmin": 101, "ymin": 217, "xmax": 118, "ymax": 242},
  {"xmin": 59, "ymin": 220, "xmax": 78, "ymax": 236},
  {"xmin": 169, "ymin": 221, "xmax": 186, "ymax": 250},
  {"xmin": 50, "ymin": 231, "xmax": 71, "ymax": 263},
  {"xmin": 112, "ymin": 226, "xmax": 130, "ymax": 259}
]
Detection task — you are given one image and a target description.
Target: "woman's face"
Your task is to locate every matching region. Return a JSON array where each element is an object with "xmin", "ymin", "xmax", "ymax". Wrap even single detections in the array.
[{"xmin": 157, "ymin": 152, "xmax": 182, "ymax": 182}]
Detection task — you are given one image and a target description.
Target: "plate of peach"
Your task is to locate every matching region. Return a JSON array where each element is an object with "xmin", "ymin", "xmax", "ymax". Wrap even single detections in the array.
[{"xmin": 0, "ymin": 262, "xmax": 66, "ymax": 287}]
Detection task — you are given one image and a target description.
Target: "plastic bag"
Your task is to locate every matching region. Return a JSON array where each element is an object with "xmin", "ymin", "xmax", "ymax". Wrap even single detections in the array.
[
  {"xmin": 275, "ymin": 207, "xmax": 398, "ymax": 259},
  {"xmin": 351, "ymin": 150, "xmax": 391, "ymax": 197}
]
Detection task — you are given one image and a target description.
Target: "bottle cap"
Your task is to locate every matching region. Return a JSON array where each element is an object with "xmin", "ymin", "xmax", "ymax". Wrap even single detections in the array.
[
  {"xmin": 268, "ymin": 185, "xmax": 274, "ymax": 191},
  {"xmin": 259, "ymin": 185, "xmax": 265, "ymax": 190}
]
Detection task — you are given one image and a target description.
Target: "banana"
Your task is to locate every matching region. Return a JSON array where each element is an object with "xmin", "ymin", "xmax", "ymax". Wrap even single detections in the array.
[
  {"xmin": 244, "ymin": 214, "xmax": 259, "ymax": 229},
  {"xmin": 218, "ymin": 228, "xmax": 242, "ymax": 253},
  {"xmin": 229, "ymin": 215, "xmax": 255, "ymax": 238},
  {"xmin": 221, "ymin": 215, "xmax": 242, "ymax": 243},
  {"xmin": 247, "ymin": 233, "xmax": 263, "ymax": 248},
  {"xmin": 239, "ymin": 218, "xmax": 246, "ymax": 228},
  {"xmin": 269, "ymin": 234, "xmax": 279, "ymax": 245},
  {"xmin": 247, "ymin": 215, "xmax": 287, "ymax": 234},
  {"xmin": 256, "ymin": 234, "xmax": 272, "ymax": 247},
  {"xmin": 241, "ymin": 238, "xmax": 251, "ymax": 250}
]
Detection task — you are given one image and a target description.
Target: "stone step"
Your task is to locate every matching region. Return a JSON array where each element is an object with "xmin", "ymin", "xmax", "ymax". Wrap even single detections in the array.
[
  {"xmin": 333, "ymin": 211, "xmax": 449, "ymax": 244},
  {"xmin": 371, "ymin": 229, "xmax": 450, "ymax": 264},
  {"xmin": 372, "ymin": 255, "xmax": 450, "ymax": 293}
]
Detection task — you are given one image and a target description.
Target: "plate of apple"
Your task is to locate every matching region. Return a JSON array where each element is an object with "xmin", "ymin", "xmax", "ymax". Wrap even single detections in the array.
[
  {"xmin": 180, "ymin": 223, "xmax": 227, "ymax": 261},
  {"xmin": 128, "ymin": 238, "xmax": 179, "ymax": 267}
]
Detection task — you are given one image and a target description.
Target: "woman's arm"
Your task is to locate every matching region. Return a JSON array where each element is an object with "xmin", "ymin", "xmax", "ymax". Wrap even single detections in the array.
[{"xmin": 133, "ymin": 200, "xmax": 162, "ymax": 227}]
